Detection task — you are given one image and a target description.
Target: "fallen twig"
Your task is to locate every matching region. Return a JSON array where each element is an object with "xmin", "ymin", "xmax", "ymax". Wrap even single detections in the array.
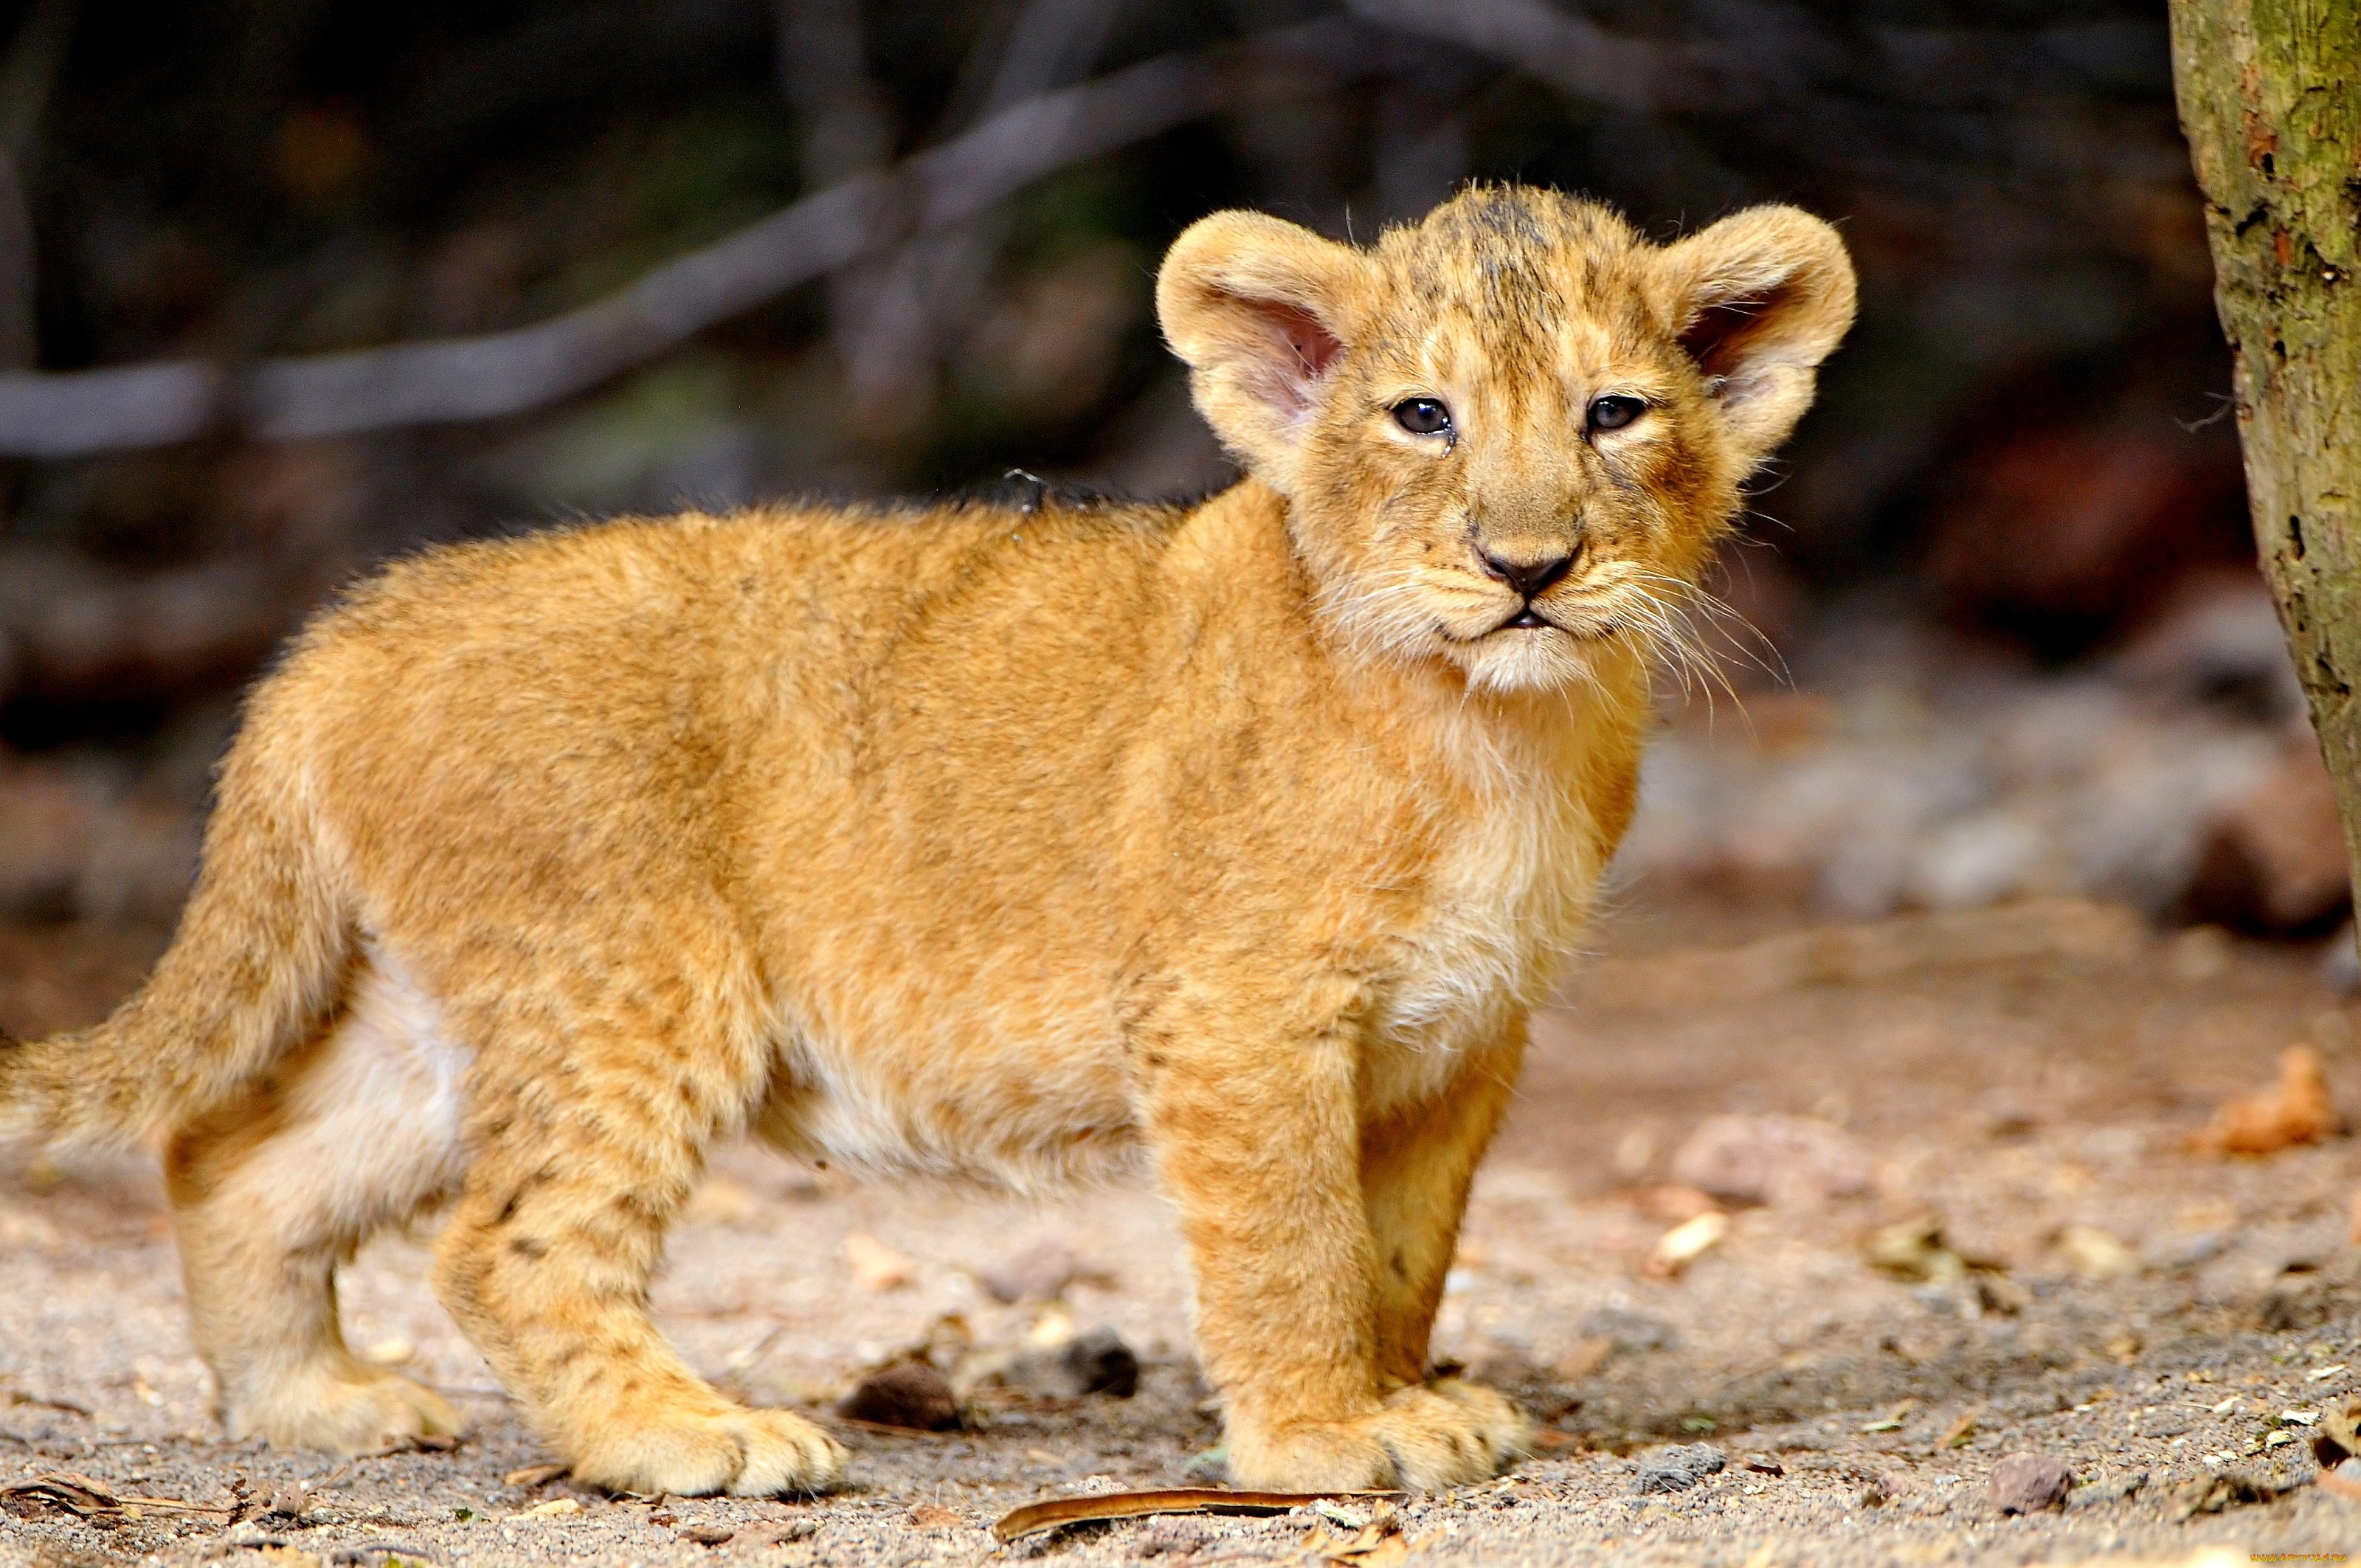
[
  {"xmin": 0, "ymin": 1469, "xmax": 235, "ymax": 1519},
  {"xmin": 330, "ymin": 1539, "xmax": 445, "ymax": 1565},
  {"xmin": 992, "ymin": 1488, "xmax": 1403, "ymax": 1543},
  {"xmin": 4, "ymin": 1388, "xmax": 93, "ymax": 1417},
  {"xmin": 500, "ymin": 1463, "xmax": 568, "ymax": 1488}
]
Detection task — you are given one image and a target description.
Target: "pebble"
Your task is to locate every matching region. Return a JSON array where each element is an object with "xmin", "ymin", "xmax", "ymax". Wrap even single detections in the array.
[
  {"xmin": 1671, "ymin": 1113, "xmax": 1873, "ymax": 1209},
  {"xmin": 1004, "ymin": 1326, "xmax": 1141, "ymax": 1399},
  {"xmin": 1578, "ymin": 1306, "xmax": 1679, "ymax": 1352},
  {"xmin": 979, "ymin": 1240, "xmax": 1079, "ymax": 1305},
  {"xmin": 1987, "ymin": 1454, "xmax": 2073, "ymax": 1514},
  {"xmin": 1631, "ymin": 1443, "xmax": 1725, "ymax": 1494},
  {"xmin": 839, "ymin": 1361, "xmax": 961, "ymax": 1430}
]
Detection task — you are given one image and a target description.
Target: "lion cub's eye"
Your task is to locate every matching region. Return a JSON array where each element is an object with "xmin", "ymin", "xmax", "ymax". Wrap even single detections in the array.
[
  {"xmin": 1587, "ymin": 394, "xmax": 1646, "ymax": 432},
  {"xmin": 1392, "ymin": 397, "xmax": 1452, "ymax": 437}
]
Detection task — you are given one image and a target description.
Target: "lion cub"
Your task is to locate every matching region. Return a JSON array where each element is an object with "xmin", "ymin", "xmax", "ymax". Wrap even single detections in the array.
[{"xmin": 1, "ymin": 186, "xmax": 1851, "ymax": 1496}]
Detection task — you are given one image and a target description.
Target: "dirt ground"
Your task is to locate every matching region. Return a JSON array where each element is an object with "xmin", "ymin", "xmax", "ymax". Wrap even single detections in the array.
[{"xmin": 4, "ymin": 888, "xmax": 2360, "ymax": 1567}]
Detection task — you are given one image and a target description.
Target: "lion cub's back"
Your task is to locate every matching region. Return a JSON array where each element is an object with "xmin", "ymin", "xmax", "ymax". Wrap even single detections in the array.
[{"xmin": 258, "ymin": 500, "xmax": 1186, "ymax": 898}]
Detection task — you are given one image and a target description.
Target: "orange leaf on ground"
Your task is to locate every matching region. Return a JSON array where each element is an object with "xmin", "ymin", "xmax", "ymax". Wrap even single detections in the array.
[{"xmin": 2191, "ymin": 1043, "xmax": 2337, "ymax": 1156}]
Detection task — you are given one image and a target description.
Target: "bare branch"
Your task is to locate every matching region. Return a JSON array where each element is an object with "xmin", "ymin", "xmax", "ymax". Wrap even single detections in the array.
[
  {"xmin": 1344, "ymin": 0, "xmax": 2168, "ymax": 117},
  {"xmin": 0, "ymin": 20, "xmax": 1363, "ymax": 459},
  {"xmin": 1341, "ymin": 0, "xmax": 1761, "ymax": 114}
]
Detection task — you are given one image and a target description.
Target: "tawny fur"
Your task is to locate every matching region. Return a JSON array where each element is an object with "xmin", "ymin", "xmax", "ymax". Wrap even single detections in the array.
[{"xmin": 0, "ymin": 186, "xmax": 1853, "ymax": 1496}]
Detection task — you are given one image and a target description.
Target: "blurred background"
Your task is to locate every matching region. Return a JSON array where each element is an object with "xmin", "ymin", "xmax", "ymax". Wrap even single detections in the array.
[{"xmin": 0, "ymin": 0, "xmax": 2338, "ymax": 962}]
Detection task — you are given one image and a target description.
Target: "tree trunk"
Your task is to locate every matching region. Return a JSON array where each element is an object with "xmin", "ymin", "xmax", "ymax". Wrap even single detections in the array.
[{"xmin": 2168, "ymin": 1, "xmax": 2361, "ymax": 932}]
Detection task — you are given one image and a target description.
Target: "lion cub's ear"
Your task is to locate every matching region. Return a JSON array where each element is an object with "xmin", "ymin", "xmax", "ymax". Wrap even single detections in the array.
[
  {"xmin": 1653, "ymin": 207, "xmax": 1857, "ymax": 469},
  {"xmin": 1157, "ymin": 211, "xmax": 1368, "ymax": 495}
]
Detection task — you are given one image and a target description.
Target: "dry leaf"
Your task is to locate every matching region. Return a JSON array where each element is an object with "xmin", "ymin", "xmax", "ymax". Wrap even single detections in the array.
[
  {"xmin": 1866, "ymin": 1217, "xmax": 1966, "ymax": 1284},
  {"xmin": 2312, "ymin": 1392, "xmax": 2361, "ymax": 1468},
  {"xmin": 907, "ymin": 1503, "xmax": 964, "ymax": 1529},
  {"xmin": 1645, "ymin": 1210, "xmax": 1729, "ymax": 1278},
  {"xmin": 522, "ymin": 1497, "xmax": 582, "ymax": 1518},
  {"xmin": 992, "ymin": 1487, "xmax": 1402, "ymax": 1542},
  {"xmin": 1308, "ymin": 1502, "xmax": 1411, "ymax": 1566},
  {"xmin": 844, "ymin": 1232, "xmax": 913, "ymax": 1291},
  {"xmin": 252, "ymin": 1548, "xmax": 326, "ymax": 1568},
  {"xmin": 2191, "ymin": 1043, "xmax": 2337, "ymax": 1156}
]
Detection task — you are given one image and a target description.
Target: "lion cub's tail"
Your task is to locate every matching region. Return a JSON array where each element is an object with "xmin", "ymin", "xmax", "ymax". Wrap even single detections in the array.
[{"xmin": 0, "ymin": 745, "xmax": 348, "ymax": 1152}]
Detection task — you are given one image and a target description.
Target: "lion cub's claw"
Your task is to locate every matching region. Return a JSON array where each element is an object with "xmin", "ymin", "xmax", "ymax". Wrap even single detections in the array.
[
  {"xmin": 567, "ymin": 1407, "xmax": 846, "ymax": 1498},
  {"xmin": 1228, "ymin": 1378, "xmax": 1529, "ymax": 1493}
]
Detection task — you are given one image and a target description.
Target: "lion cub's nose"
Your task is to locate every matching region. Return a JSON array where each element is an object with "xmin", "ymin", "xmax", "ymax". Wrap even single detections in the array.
[{"xmin": 1477, "ymin": 545, "xmax": 1574, "ymax": 601}]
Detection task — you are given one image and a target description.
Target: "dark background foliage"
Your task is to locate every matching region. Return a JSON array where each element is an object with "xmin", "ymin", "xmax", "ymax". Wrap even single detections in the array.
[{"xmin": 0, "ymin": 0, "xmax": 2261, "ymax": 920}]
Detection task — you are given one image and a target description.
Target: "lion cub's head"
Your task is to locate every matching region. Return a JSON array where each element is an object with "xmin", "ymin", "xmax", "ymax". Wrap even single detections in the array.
[{"xmin": 1156, "ymin": 185, "xmax": 1854, "ymax": 694}]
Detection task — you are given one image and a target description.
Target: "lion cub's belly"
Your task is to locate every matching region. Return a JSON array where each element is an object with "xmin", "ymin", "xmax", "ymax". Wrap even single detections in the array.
[
  {"xmin": 312, "ymin": 947, "xmax": 1144, "ymax": 1198},
  {"xmin": 756, "ymin": 1015, "xmax": 1147, "ymax": 1191}
]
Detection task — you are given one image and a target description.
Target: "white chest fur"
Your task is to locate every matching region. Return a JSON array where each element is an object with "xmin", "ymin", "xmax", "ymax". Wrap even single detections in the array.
[{"xmin": 1368, "ymin": 750, "xmax": 1603, "ymax": 1107}]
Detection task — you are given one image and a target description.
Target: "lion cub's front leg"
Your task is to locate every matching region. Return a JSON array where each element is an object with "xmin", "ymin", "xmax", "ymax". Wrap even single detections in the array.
[
  {"xmin": 1144, "ymin": 1005, "xmax": 1525, "ymax": 1493},
  {"xmin": 1362, "ymin": 1032, "xmax": 1524, "ymax": 1389}
]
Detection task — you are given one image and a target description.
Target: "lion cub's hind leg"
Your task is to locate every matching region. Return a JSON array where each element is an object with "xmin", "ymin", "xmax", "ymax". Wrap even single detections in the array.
[
  {"xmin": 424, "ymin": 942, "xmax": 844, "ymax": 1498},
  {"xmin": 164, "ymin": 952, "xmax": 467, "ymax": 1454}
]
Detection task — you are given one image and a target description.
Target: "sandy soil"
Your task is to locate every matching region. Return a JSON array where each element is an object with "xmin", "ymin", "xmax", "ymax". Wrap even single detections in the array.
[{"xmin": 4, "ymin": 894, "xmax": 2360, "ymax": 1566}]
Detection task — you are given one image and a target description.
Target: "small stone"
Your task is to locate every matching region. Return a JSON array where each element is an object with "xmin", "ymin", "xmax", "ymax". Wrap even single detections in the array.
[
  {"xmin": 1062, "ymin": 1326, "xmax": 1140, "ymax": 1398},
  {"xmin": 978, "ymin": 1240, "xmax": 1079, "ymax": 1305},
  {"xmin": 1631, "ymin": 1443, "xmax": 1726, "ymax": 1494},
  {"xmin": 264, "ymin": 1484, "xmax": 311, "ymax": 1519},
  {"xmin": 1670, "ymin": 1113, "xmax": 1874, "ymax": 1209},
  {"xmin": 1003, "ymin": 1326, "xmax": 1141, "ymax": 1399},
  {"xmin": 1988, "ymin": 1454, "xmax": 2073, "ymax": 1514},
  {"xmin": 907, "ymin": 1503, "xmax": 963, "ymax": 1529},
  {"xmin": 839, "ymin": 1361, "xmax": 961, "ymax": 1430},
  {"xmin": 2188, "ymin": 736, "xmax": 2351, "ymax": 933},
  {"xmin": 2055, "ymin": 1224, "xmax": 2136, "ymax": 1280},
  {"xmin": 675, "ymin": 1524, "xmax": 734, "ymax": 1545},
  {"xmin": 1577, "ymin": 1306, "xmax": 1679, "ymax": 1353}
]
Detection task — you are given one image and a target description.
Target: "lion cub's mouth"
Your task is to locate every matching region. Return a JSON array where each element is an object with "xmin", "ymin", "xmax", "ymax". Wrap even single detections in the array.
[
  {"xmin": 1435, "ymin": 607, "xmax": 1612, "ymax": 645},
  {"xmin": 1489, "ymin": 607, "xmax": 1610, "ymax": 639}
]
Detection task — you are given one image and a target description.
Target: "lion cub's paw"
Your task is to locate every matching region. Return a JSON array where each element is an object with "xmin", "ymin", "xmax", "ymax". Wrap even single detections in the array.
[
  {"xmin": 567, "ymin": 1406, "xmax": 846, "ymax": 1498},
  {"xmin": 230, "ymin": 1368, "xmax": 463, "ymax": 1457},
  {"xmin": 1228, "ymin": 1379, "xmax": 1529, "ymax": 1493}
]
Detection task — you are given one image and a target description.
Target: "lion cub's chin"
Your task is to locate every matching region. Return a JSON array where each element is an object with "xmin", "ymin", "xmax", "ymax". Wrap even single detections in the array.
[{"xmin": 1448, "ymin": 624, "xmax": 1611, "ymax": 695}]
